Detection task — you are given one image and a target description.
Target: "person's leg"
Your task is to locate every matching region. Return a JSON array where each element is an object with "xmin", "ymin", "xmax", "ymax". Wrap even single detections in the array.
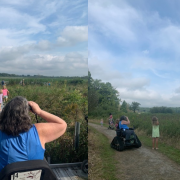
[
  {"xmin": 0, "ymin": 103, "xmax": 1, "ymax": 111},
  {"xmin": 152, "ymin": 138, "xmax": 155, "ymax": 149},
  {"xmin": 156, "ymin": 137, "xmax": 159, "ymax": 149}
]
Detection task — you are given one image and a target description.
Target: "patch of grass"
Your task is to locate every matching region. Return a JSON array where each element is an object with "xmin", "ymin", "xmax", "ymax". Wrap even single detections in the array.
[
  {"xmin": 88, "ymin": 126, "xmax": 118, "ymax": 180},
  {"xmin": 89, "ymin": 119, "xmax": 109, "ymax": 128},
  {"xmin": 138, "ymin": 134, "xmax": 180, "ymax": 165}
]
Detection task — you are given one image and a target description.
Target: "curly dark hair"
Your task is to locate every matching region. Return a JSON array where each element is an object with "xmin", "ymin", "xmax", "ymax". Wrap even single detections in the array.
[
  {"xmin": 0, "ymin": 96, "xmax": 32, "ymax": 136},
  {"xmin": 120, "ymin": 115, "xmax": 127, "ymax": 121}
]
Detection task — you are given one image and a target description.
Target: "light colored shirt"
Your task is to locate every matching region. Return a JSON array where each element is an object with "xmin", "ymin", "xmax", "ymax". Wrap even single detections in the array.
[{"xmin": 0, "ymin": 94, "xmax": 3, "ymax": 103}]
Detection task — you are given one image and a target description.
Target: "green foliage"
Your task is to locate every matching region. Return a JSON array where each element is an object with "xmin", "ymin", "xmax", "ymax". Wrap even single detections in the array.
[
  {"xmin": 116, "ymin": 112, "xmax": 180, "ymax": 139},
  {"xmin": 130, "ymin": 101, "xmax": 141, "ymax": 113},
  {"xmin": 150, "ymin": 106, "xmax": 173, "ymax": 113},
  {"xmin": 88, "ymin": 71, "xmax": 120, "ymax": 117},
  {"xmin": 89, "ymin": 126, "xmax": 119, "ymax": 180},
  {"xmin": 5, "ymin": 78, "xmax": 88, "ymax": 163},
  {"xmin": 120, "ymin": 100, "xmax": 127, "ymax": 113},
  {"xmin": 138, "ymin": 134, "xmax": 180, "ymax": 165}
]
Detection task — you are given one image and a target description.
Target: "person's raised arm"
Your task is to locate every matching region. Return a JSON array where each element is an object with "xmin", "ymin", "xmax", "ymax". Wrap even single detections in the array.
[
  {"xmin": 121, "ymin": 116, "xmax": 130, "ymax": 125},
  {"xmin": 28, "ymin": 101, "xmax": 67, "ymax": 148}
]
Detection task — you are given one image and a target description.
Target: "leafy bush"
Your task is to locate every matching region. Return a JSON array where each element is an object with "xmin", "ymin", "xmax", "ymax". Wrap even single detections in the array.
[{"xmin": 5, "ymin": 78, "xmax": 88, "ymax": 163}]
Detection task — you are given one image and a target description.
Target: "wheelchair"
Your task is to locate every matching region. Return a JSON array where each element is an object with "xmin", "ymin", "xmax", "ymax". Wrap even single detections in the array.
[
  {"xmin": 0, "ymin": 159, "xmax": 57, "ymax": 180},
  {"xmin": 110, "ymin": 128, "xmax": 141, "ymax": 151}
]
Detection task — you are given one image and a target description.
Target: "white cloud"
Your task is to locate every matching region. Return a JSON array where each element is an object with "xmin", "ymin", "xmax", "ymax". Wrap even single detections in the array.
[
  {"xmin": 0, "ymin": 52, "xmax": 87, "ymax": 76},
  {"xmin": 175, "ymin": 87, "xmax": 180, "ymax": 94},
  {"xmin": 88, "ymin": 0, "xmax": 180, "ymax": 107},
  {"xmin": 0, "ymin": 0, "xmax": 88, "ymax": 77},
  {"xmin": 89, "ymin": 0, "xmax": 139, "ymax": 43},
  {"xmin": 57, "ymin": 26, "xmax": 88, "ymax": 46}
]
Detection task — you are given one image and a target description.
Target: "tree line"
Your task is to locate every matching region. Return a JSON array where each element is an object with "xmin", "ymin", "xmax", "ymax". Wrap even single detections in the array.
[
  {"xmin": 88, "ymin": 71, "xmax": 175, "ymax": 117},
  {"xmin": 88, "ymin": 71, "xmax": 120, "ymax": 117},
  {"xmin": 0, "ymin": 73, "xmax": 88, "ymax": 79},
  {"xmin": 88, "ymin": 71, "xmax": 141, "ymax": 118},
  {"xmin": 149, "ymin": 106, "xmax": 173, "ymax": 113}
]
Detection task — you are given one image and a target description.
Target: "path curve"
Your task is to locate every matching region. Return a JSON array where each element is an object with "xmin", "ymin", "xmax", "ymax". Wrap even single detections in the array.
[{"xmin": 89, "ymin": 123, "xmax": 180, "ymax": 180}]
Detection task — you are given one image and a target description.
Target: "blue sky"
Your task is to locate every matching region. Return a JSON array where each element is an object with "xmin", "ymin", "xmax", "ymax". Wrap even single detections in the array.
[
  {"xmin": 0, "ymin": 0, "xmax": 88, "ymax": 76},
  {"xmin": 88, "ymin": 0, "xmax": 180, "ymax": 107}
]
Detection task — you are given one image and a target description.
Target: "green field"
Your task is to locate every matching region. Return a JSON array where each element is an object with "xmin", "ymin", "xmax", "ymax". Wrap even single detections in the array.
[
  {"xmin": 1, "ymin": 77, "xmax": 88, "ymax": 163},
  {"xmin": 91, "ymin": 112, "xmax": 180, "ymax": 150}
]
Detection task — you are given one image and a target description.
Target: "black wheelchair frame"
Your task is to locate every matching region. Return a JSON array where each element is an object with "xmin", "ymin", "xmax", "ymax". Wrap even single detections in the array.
[
  {"xmin": 111, "ymin": 128, "xmax": 141, "ymax": 151},
  {"xmin": 0, "ymin": 159, "xmax": 57, "ymax": 180}
]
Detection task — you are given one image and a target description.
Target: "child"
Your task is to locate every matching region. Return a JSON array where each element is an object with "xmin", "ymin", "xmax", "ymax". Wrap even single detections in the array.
[
  {"xmin": 115, "ymin": 119, "xmax": 119, "ymax": 130},
  {"xmin": 152, "ymin": 116, "xmax": 160, "ymax": 150},
  {"xmin": 0, "ymin": 89, "xmax": 3, "ymax": 111},
  {"xmin": 2, "ymin": 85, "xmax": 9, "ymax": 103},
  {"xmin": 100, "ymin": 119, "xmax": 103, "ymax": 126},
  {"xmin": 108, "ymin": 113, "xmax": 113, "ymax": 129},
  {"xmin": 109, "ymin": 113, "xmax": 113, "ymax": 121}
]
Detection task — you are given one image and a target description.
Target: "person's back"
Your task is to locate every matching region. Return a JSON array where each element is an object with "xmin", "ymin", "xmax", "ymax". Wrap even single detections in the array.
[
  {"xmin": 0, "ymin": 125, "xmax": 44, "ymax": 171},
  {"xmin": 119, "ymin": 116, "xmax": 130, "ymax": 130},
  {"xmin": 152, "ymin": 125, "xmax": 159, "ymax": 138},
  {"xmin": 119, "ymin": 120, "xmax": 129, "ymax": 130},
  {"xmin": 0, "ymin": 96, "xmax": 67, "ymax": 171}
]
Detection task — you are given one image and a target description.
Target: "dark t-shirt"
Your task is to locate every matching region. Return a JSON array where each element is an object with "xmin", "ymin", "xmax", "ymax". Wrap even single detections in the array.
[{"xmin": 1, "ymin": 81, "xmax": 4, "ymax": 86}]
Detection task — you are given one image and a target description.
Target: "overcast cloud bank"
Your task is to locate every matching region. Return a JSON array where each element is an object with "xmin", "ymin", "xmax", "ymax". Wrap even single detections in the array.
[
  {"xmin": 0, "ymin": 0, "xmax": 88, "ymax": 76},
  {"xmin": 89, "ymin": 0, "xmax": 180, "ymax": 107}
]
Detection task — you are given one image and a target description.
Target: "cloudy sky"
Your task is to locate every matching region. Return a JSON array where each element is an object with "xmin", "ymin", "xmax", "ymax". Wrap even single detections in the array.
[
  {"xmin": 0, "ymin": 0, "xmax": 88, "ymax": 76},
  {"xmin": 89, "ymin": 0, "xmax": 180, "ymax": 107}
]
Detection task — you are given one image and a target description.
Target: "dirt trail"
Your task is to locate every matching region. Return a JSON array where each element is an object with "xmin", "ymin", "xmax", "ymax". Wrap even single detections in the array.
[{"xmin": 89, "ymin": 123, "xmax": 180, "ymax": 180}]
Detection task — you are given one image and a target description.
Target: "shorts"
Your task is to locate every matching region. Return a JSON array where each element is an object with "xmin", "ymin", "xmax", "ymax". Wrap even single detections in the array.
[{"xmin": 3, "ymin": 96, "xmax": 8, "ymax": 98}]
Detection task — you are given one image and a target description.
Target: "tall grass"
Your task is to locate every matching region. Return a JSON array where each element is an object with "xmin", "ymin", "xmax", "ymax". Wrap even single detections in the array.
[
  {"xmin": 109, "ymin": 112, "xmax": 180, "ymax": 149},
  {"xmin": 2, "ymin": 79, "xmax": 88, "ymax": 163},
  {"xmin": 90, "ymin": 112, "xmax": 180, "ymax": 149}
]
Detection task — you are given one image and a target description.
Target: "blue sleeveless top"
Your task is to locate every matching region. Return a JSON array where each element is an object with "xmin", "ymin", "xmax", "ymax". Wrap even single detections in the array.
[
  {"xmin": 0, "ymin": 124, "xmax": 45, "ymax": 171},
  {"xmin": 119, "ymin": 121, "xmax": 129, "ymax": 130}
]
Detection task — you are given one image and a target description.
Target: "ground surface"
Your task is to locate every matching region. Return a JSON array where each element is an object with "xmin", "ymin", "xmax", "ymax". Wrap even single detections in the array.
[{"xmin": 89, "ymin": 123, "xmax": 180, "ymax": 180}]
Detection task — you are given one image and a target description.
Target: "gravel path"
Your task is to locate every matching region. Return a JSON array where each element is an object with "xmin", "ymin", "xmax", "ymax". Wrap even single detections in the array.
[{"xmin": 89, "ymin": 123, "xmax": 180, "ymax": 180}]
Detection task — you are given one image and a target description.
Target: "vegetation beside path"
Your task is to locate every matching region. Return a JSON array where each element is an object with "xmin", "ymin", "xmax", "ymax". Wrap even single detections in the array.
[
  {"xmin": 88, "ymin": 126, "xmax": 119, "ymax": 180},
  {"xmin": 2, "ymin": 77, "xmax": 88, "ymax": 164},
  {"xmin": 89, "ymin": 120, "xmax": 180, "ymax": 167},
  {"xmin": 136, "ymin": 131, "xmax": 180, "ymax": 166}
]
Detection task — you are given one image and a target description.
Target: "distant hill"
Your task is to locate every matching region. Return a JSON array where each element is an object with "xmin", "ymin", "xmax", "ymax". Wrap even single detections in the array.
[
  {"xmin": 139, "ymin": 107, "xmax": 151, "ymax": 113},
  {"xmin": 0, "ymin": 73, "xmax": 88, "ymax": 79},
  {"xmin": 139, "ymin": 107, "xmax": 180, "ymax": 113}
]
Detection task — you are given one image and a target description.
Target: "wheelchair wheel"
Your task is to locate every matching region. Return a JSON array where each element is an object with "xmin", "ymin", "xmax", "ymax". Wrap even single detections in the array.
[
  {"xmin": 134, "ymin": 135, "xmax": 141, "ymax": 148},
  {"xmin": 81, "ymin": 159, "xmax": 88, "ymax": 174},
  {"xmin": 115, "ymin": 137, "xmax": 124, "ymax": 151}
]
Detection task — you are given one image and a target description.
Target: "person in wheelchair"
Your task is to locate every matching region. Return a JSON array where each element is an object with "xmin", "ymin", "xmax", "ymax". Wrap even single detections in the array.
[
  {"xmin": 111, "ymin": 115, "xmax": 141, "ymax": 151},
  {"xmin": 119, "ymin": 115, "xmax": 130, "ymax": 130},
  {"xmin": 118, "ymin": 115, "xmax": 133, "ymax": 138},
  {"xmin": 0, "ymin": 96, "xmax": 67, "ymax": 172}
]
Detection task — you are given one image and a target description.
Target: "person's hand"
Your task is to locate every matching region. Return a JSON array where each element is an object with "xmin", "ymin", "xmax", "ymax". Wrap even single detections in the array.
[
  {"xmin": 126, "ymin": 116, "xmax": 129, "ymax": 121},
  {"xmin": 28, "ymin": 101, "xmax": 42, "ymax": 115}
]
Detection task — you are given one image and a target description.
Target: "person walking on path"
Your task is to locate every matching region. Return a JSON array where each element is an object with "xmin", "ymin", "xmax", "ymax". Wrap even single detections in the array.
[
  {"xmin": 0, "ymin": 89, "xmax": 3, "ymax": 112},
  {"xmin": 152, "ymin": 116, "xmax": 160, "ymax": 150},
  {"xmin": 2, "ymin": 85, "xmax": 9, "ymax": 103},
  {"xmin": 100, "ymin": 119, "xmax": 103, "ymax": 126},
  {"xmin": 108, "ymin": 113, "xmax": 113, "ymax": 129}
]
